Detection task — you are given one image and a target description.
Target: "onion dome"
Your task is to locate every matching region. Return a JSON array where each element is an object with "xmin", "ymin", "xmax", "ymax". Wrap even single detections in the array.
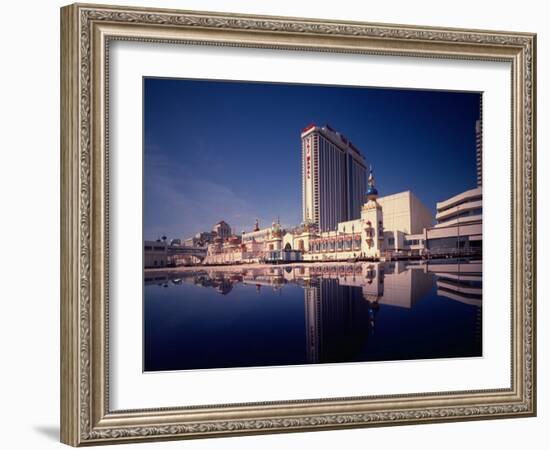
[{"xmin": 366, "ymin": 185, "xmax": 378, "ymax": 197}]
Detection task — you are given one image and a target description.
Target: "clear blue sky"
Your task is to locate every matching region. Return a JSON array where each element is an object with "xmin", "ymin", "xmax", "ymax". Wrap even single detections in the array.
[{"xmin": 144, "ymin": 78, "xmax": 480, "ymax": 240}]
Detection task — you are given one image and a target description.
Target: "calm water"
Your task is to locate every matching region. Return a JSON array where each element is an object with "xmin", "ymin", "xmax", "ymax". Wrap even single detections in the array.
[{"xmin": 144, "ymin": 260, "xmax": 482, "ymax": 372}]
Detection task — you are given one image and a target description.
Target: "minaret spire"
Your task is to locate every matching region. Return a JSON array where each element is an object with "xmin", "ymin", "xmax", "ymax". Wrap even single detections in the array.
[
  {"xmin": 366, "ymin": 165, "xmax": 379, "ymax": 201},
  {"xmin": 368, "ymin": 165, "xmax": 375, "ymax": 186}
]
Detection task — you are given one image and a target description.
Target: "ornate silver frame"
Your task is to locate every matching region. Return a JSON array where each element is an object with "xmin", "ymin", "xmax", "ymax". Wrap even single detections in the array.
[{"xmin": 60, "ymin": 3, "xmax": 536, "ymax": 446}]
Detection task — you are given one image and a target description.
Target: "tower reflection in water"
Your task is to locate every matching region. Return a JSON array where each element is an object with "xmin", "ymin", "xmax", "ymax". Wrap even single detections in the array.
[{"xmin": 144, "ymin": 261, "xmax": 482, "ymax": 371}]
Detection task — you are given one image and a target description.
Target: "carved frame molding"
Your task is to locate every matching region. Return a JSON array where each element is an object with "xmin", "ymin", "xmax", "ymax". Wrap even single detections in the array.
[{"xmin": 61, "ymin": 3, "xmax": 536, "ymax": 446}]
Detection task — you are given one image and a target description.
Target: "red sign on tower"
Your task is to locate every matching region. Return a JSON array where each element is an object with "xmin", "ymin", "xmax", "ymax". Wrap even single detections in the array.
[{"xmin": 305, "ymin": 138, "xmax": 311, "ymax": 179}]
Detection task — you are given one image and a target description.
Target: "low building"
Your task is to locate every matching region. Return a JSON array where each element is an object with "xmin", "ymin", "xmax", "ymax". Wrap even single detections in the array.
[
  {"xmin": 377, "ymin": 190, "xmax": 434, "ymax": 235},
  {"xmin": 240, "ymin": 220, "xmax": 281, "ymax": 261},
  {"xmin": 282, "ymin": 221, "xmax": 317, "ymax": 253},
  {"xmin": 203, "ymin": 234, "xmax": 243, "ymax": 265},
  {"xmin": 144, "ymin": 240, "xmax": 168, "ymax": 268},
  {"xmin": 375, "ymin": 190, "xmax": 433, "ymax": 256},
  {"xmin": 424, "ymin": 186, "xmax": 482, "ymax": 257},
  {"xmin": 242, "ymin": 223, "xmax": 272, "ymax": 247},
  {"xmin": 265, "ymin": 249, "xmax": 303, "ymax": 263},
  {"xmin": 402, "ymin": 233, "xmax": 426, "ymax": 255}
]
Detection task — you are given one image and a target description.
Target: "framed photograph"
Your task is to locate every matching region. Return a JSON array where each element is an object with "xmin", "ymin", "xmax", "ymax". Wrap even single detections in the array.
[{"xmin": 60, "ymin": 3, "xmax": 537, "ymax": 446}]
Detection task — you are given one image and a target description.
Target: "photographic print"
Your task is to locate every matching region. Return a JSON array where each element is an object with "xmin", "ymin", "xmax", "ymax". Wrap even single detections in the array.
[{"xmin": 143, "ymin": 78, "xmax": 483, "ymax": 372}]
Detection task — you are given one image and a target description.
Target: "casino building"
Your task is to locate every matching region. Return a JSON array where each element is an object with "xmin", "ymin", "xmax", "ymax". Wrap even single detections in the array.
[{"xmin": 301, "ymin": 124, "xmax": 368, "ymax": 232}]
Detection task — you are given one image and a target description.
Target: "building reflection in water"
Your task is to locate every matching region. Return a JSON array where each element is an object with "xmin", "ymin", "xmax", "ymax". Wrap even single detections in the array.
[
  {"xmin": 304, "ymin": 279, "xmax": 377, "ymax": 364},
  {"xmin": 429, "ymin": 262, "xmax": 482, "ymax": 307},
  {"xmin": 144, "ymin": 260, "xmax": 482, "ymax": 367},
  {"xmin": 302, "ymin": 262, "xmax": 436, "ymax": 364}
]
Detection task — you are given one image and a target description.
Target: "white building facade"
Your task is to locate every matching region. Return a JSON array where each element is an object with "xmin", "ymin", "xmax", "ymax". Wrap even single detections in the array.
[{"xmin": 423, "ymin": 186, "xmax": 482, "ymax": 256}]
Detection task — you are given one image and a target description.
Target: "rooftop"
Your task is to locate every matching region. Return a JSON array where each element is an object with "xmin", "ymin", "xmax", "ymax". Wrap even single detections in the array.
[{"xmin": 301, "ymin": 123, "xmax": 365, "ymax": 159}]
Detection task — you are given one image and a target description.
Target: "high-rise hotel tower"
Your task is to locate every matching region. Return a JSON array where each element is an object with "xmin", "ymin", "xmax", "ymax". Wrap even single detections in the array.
[{"xmin": 301, "ymin": 124, "xmax": 368, "ymax": 232}]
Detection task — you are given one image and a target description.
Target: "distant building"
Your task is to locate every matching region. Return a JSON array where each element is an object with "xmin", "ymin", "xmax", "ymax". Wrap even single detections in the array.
[
  {"xmin": 301, "ymin": 124, "xmax": 368, "ymax": 232},
  {"xmin": 212, "ymin": 221, "xmax": 231, "ymax": 239},
  {"xmin": 183, "ymin": 237, "xmax": 196, "ymax": 247},
  {"xmin": 183, "ymin": 231, "xmax": 216, "ymax": 248},
  {"xmin": 205, "ymin": 219, "xmax": 300, "ymax": 265},
  {"xmin": 144, "ymin": 240, "xmax": 168, "ymax": 268}
]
